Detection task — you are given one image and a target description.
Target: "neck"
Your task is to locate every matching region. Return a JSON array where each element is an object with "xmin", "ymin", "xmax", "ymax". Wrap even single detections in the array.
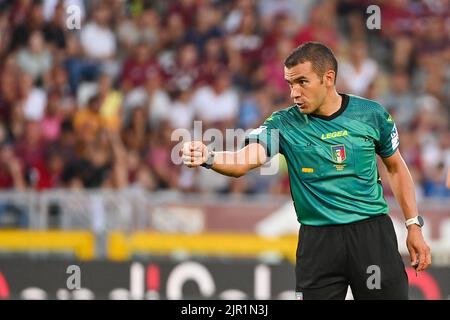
[{"xmin": 314, "ymin": 91, "xmax": 342, "ymax": 117}]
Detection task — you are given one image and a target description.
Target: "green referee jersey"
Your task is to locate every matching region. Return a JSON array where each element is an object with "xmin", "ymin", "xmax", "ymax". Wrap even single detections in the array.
[{"xmin": 245, "ymin": 94, "xmax": 400, "ymax": 226}]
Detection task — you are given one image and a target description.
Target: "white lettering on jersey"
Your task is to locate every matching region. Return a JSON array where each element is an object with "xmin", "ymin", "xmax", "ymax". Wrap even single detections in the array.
[{"xmin": 390, "ymin": 124, "xmax": 399, "ymax": 150}]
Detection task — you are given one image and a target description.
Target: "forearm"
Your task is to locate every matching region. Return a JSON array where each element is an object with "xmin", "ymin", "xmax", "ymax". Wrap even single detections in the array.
[
  {"xmin": 385, "ymin": 164, "xmax": 419, "ymax": 220},
  {"xmin": 183, "ymin": 142, "xmax": 266, "ymax": 177},
  {"xmin": 211, "ymin": 151, "xmax": 257, "ymax": 178}
]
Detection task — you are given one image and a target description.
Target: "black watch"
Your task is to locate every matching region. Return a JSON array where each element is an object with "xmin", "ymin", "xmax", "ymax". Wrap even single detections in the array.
[{"xmin": 200, "ymin": 149, "xmax": 215, "ymax": 169}]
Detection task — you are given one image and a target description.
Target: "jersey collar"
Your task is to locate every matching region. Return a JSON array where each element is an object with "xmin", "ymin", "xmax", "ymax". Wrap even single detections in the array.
[{"xmin": 309, "ymin": 93, "xmax": 349, "ymax": 121}]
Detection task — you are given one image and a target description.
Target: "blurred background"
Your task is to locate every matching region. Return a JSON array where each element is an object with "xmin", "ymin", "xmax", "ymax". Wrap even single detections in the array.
[{"xmin": 0, "ymin": 0, "xmax": 449, "ymax": 299}]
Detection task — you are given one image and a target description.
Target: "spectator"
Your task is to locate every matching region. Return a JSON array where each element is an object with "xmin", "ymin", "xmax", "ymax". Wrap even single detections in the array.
[
  {"xmin": 0, "ymin": 121, "xmax": 25, "ymax": 190},
  {"xmin": 338, "ymin": 39, "xmax": 378, "ymax": 97},
  {"xmin": 197, "ymin": 37, "xmax": 228, "ymax": 86},
  {"xmin": 45, "ymin": 65, "xmax": 76, "ymax": 117},
  {"xmin": 42, "ymin": 1, "xmax": 67, "ymax": 51},
  {"xmin": 9, "ymin": 0, "xmax": 46, "ymax": 51},
  {"xmin": 259, "ymin": 0, "xmax": 315, "ymax": 27},
  {"xmin": 166, "ymin": 85, "xmax": 195, "ymax": 130},
  {"xmin": 97, "ymin": 73, "xmax": 123, "ymax": 132},
  {"xmin": 238, "ymin": 85, "xmax": 274, "ymax": 130},
  {"xmin": 127, "ymin": 8, "xmax": 161, "ymax": 49},
  {"xmin": 164, "ymin": 43, "xmax": 200, "ymax": 93},
  {"xmin": 159, "ymin": 12, "xmax": 186, "ymax": 52},
  {"xmin": 122, "ymin": 106, "xmax": 148, "ymax": 153},
  {"xmin": 120, "ymin": 41, "xmax": 160, "ymax": 91},
  {"xmin": 0, "ymin": 11, "xmax": 12, "ymax": 58},
  {"xmin": 262, "ymin": 36, "xmax": 294, "ymax": 100},
  {"xmin": 80, "ymin": 3, "xmax": 116, "ymax": 60},
  {"xmin": 146, "ymin": 122, "xmax": 179, "ymax": 189},
  {"xmin": 16, "ymin": 30, "xmax": 52, "ymax": 82},
  {"xmin": 64, "ymin": 33, "xmax": 100, "ymax": 94},
  {"xmin": 423, "ymin": 162, "xmax": 450, "ymax": 197},
  {"xmin": 380, "ymin": 69, "xmax": 417, "ymax": 128},
  {"xmin": 15, "ymin": 120, "xmax": 50, "ymax": 189},
  {"xmin": 80, "ymin": 2, "xmax": 118, "ymax": 78},
  {"xmin": 123, "ymin": 71, "xmax": 171, "ymax": 132},
  {"xmin": 0, "ymin": 55, "xmax": 20, "ymax": 125},
  {"xmin": 183, "ymin": 4, "xmax": 222, "ymax": 54},
  {"xmin": 73, "ymin": 94, "xmax": 102, "ymax": 144},
  {"xmin": 42, "ymin": 0, "xmax": 86, "ymax": 23},
  {"xmin": 73, "ymin": 131, "xmax": 113, "ymax": 188},
  {"xmin": 167, "ymin": 0, "xmax": 197, "ymax": 27},
  {"xmin": 0, "ymin": 142, "xmax": 25, "ymax": 190},
  {"xmin": 40, "ymin": 90, "xmax": 63, "ymax": 142},
  {"xmin": 135, "ymin": 9, "xmax": 161, "ymax": 47},
  {"xmin": 192, "ymin": 69, "xmax": 239, "ymax": 131},
  {"xmin": 18, "ymin": 72, "xmax": 47, "ymax": 121},
  {"xmin": 292, "ymin": 1, "xmax": 339, "ymax": 52},
  {"xmin": 227, "ymin": 12, "xmax": 263, "ymax": 72}
]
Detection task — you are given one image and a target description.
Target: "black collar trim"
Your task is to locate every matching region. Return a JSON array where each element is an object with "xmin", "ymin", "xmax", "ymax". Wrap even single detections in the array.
[{"xmin": 310, "ymin": 93, "xmax": 349, "ymax": 121}]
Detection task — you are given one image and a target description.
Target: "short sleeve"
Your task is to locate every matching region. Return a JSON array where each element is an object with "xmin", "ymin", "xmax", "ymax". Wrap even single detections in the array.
[
  {"xmin": 375, "ymin": 111, "xmax": 400, "ymax": 158},
  {"xmin": 244, "ymin": 114, "xmax": 281, "ymax": 158}
]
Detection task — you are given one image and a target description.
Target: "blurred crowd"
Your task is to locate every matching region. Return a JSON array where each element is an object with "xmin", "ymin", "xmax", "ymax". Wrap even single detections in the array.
[{"xmin": 0, "ymin": 0, "xmax": 448, "ymax": 198}]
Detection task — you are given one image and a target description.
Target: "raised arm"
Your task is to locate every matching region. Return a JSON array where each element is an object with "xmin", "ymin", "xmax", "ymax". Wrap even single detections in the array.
[{"xmin": 182, "ymin": 141, "xmax": 267, "ymax": 178}]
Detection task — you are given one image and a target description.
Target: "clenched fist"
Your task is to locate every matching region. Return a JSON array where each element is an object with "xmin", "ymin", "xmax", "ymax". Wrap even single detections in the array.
[{"xmin": 182, "ymin": 141, "xmax": 208, "ymax": 168}]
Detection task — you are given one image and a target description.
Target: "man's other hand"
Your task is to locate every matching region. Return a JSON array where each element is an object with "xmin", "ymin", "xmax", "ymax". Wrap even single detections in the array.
[{"xmin": 406, "ymin": 225, "xmax": 431, "ymax": 273}]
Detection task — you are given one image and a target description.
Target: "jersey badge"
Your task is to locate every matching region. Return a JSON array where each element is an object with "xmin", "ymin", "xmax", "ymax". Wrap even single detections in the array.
[{"xmin": 331, "ymin": 145, "xmax": 346, "ymax": 163}]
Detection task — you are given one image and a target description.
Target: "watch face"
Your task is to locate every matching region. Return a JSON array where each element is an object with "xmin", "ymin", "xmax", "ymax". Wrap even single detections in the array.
[{"xmin": 417, "ymin": 216, "xmax": 424, "ymax": 227}]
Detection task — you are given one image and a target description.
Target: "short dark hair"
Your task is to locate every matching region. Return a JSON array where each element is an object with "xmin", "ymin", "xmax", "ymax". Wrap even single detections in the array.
[{"xmin": 284, "ymin": 42, "xmax": 338, "ymax": 83}]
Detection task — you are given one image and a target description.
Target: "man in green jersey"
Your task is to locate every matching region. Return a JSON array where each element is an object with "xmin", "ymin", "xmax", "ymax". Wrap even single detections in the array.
[{"xmin": 181, "ymin": 42, "xmax": 431, "ymax": 299}]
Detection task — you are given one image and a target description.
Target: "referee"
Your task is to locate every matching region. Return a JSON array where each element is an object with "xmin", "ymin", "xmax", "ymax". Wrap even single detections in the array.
[{"xmin": 182, "ymin": 42, "xmax": 431, "ymax": 299}]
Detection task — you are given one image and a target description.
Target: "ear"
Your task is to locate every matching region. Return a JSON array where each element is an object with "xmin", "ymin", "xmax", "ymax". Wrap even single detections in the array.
[{"xmin": 323, "ymin": 70, "xmax": 336, "ymax": 86}]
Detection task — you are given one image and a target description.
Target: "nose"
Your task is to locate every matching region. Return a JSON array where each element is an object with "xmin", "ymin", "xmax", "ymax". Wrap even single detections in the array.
[{"xmin": 290, "ymin": 83, "xmax": 302, "ymax": 100}]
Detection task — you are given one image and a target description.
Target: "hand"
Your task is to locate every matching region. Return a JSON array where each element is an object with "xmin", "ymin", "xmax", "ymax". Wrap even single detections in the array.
[
  {"xmin": 406, "ymin": 225, "xmax": 431, "ymax": 273},
  {"xmin": 182, "ymin": 141, "xmax": 208, "ymax": 168}
]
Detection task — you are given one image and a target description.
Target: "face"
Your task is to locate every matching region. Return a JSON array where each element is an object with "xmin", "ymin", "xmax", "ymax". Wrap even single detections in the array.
[
  {"xmin": 98, "ymin": 75, "xmax": 111, "ymax": 93},
  {"xmin": 284, "ymin": 61, "xmax": 330, "ymax": 114},
  {"xmin": 29, "ymin": 31, "xmax": 44, "ymax": 53},
  {"xmin": 136, "ymin": 44, "xmax": 150, "ymax": 62},
  {"xmin": 94, "ymin": 6, "xmax": 111, "ymax": 26},
  {"xmin": 214, "ymin": 72, "xmax": 230, "ymax": 93}
]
